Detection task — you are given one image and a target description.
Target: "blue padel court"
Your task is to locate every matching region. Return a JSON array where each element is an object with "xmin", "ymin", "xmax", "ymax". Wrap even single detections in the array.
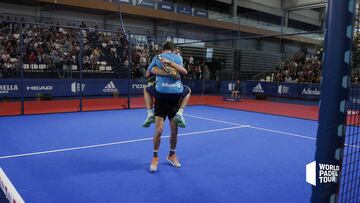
[{"xmin": 0, "ymin": 106, "xmax": 318, "ymax": 203}]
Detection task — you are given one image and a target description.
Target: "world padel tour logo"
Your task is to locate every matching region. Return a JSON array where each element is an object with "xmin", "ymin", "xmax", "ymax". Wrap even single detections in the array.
[{"xmin": 306, "ymin": 161, "xmax": 340, "ymax": 186}]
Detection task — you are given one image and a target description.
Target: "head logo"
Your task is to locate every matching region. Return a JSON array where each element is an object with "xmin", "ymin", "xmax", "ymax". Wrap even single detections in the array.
[
  {"xmin": 26, "ymin": 86, "xmax": 53, "ymax": 91},
  {"xmin": 252, "ymin": 83, "xmax": 264, "ymax": 93}
]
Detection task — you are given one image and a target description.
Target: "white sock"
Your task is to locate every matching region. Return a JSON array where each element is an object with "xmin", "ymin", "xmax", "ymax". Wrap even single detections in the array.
[
  {"xmin": 147, "ymin": 109, "xmax": 154, "ymax": 117},
  {"xmin": 177, "ymin": 108, "xmax": 184, "ymax": 115}
]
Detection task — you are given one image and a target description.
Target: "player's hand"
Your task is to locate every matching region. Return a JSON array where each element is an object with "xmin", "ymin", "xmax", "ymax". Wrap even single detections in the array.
[
  {"xmin": 152, "ymin": 66, "xmax": 180, "ymax": 80},
  {"xmin": 159, "ymin": 57, "xmax": 172, "ymax": 65},
  {"xmin": 166, "ymin": 66, "xmax": 180, "ymax": 80}
]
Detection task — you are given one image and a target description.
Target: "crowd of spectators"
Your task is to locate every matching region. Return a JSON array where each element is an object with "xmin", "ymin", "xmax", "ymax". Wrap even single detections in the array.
[
  {"xmin": 0, "ymin": 20, "xmax": 128, "ymax": 79},
  {"xmin": 0, "ymin": 21, "xmax": 19, "ymax": 78},
  {"xmin": 1, "ymin": 16, "xmax": 216, "ymax": 80},
  {"xmin": 269, "ymin": 48, "xmax": 323, "ymax": 83},
  {"xmin": 130, "ymin": 44, "xmax": 211, "ymax": 80},
  {"xmin": 183, "ymin": 57, "xmax": 211, "ymax": 80},
  {"xmin": 4, "ymin": 18, "xmax": 321, "ymax": 83}
]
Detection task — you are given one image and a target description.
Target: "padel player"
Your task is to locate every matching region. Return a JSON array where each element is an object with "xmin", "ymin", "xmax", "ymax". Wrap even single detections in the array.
[
  {"xmin": 142, "ymin": 44, "xmax": 190, "ymax": 128},
  {"xmin": 145, "ymin": 41, "xmax": 189, "ymax": 172}
]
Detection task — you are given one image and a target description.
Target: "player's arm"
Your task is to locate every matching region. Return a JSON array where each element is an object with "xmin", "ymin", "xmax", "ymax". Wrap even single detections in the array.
[
  {"xmin": 151, "ymin": 66, "xmax": 170, "ymax": 76},
  {"xmin": 146, "ymin": 57, "xmax": 157, "ymax": 78},
  {"xmin": 151, "ymin": 66, "xmax": 180, "ymax": 80},
  {"xmin": 159, "ymin": 57, "xmax": 187, "ymax": 76}
]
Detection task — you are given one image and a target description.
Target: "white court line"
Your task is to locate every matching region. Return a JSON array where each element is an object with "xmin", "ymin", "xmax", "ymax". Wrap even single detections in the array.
[
  {"xmin": 348, "ymin": 144, "xmax": 360, "ymax": 149},
  {"xmin": 0, "ymin": 168, "xmax": 25, "ymax": 203},
  {"xmin": 0, "ymin": 125, "xmax": 247, "ymax": 160},
  {"xmin": 248, "ymin": 126, "xmax": 316, "ymax": 140},
  {"xmin": 185, "ymin": 113, "xmax": 316, "ymax": 140},
  {"xmin": 184, "ymin": 114, "xmax": 247, "ymax": 126},
  {"xmin": 185, "ymin": 114, "xmax": 360, "ymax": 149}
]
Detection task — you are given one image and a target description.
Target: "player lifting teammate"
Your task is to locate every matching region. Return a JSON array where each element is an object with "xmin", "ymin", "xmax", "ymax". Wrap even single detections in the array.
[
  {"xmin": 144, "ymin": 41, "xmax": 189, "ymax": 172},
  {"xmin": 142, "ymin": 45, "xmax": 191, "ymax": 128}
]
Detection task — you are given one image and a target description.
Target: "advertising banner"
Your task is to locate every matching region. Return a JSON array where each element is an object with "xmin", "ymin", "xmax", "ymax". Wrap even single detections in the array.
[
  {"xmin": 158, "ymin": 2, "xmax": 174, "ymax": 12},
  {"xmin": 194, "ymin": 8, "xmax": 208, "ymax": 18},
  {"xmin": 177, "ymin": 5, "xmax": 192, "ymax": 15},
  {"xmin": 136, "ymin": 0, "xmax": 155, "ymax": 8}
]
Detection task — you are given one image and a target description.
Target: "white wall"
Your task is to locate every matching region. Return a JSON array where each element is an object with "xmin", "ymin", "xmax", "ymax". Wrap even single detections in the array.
[
  {"xmin": 237, "ymin": 0, "xmax": 321, "ymax": 26},
  {"xmin": 40, "ymin": 9, "xmax": 104, "ymax": 25}
]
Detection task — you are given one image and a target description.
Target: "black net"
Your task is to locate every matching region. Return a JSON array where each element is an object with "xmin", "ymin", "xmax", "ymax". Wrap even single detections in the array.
[{"xmin": 338, "ymin": 5, "xmax": 360, "ymax": 203}]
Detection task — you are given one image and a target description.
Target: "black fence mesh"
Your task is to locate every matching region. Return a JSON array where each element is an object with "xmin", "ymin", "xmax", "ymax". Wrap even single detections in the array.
[{"xmin": 339, "ymin": 5, "xmax": 360, "ymax": 203}]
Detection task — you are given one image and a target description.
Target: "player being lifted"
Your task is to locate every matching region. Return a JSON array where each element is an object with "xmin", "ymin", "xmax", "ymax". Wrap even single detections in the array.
[{"xmin": 142, "ymin": 45, "xmax": 191, "ymax": 128}]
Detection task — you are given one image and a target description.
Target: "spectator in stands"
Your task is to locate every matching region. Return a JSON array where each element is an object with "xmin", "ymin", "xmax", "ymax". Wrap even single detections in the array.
[
  {"xmin": 231, "ymin": 80, "xmax": 241, "ymax": 99},
  {"xmin": 1, "ymin": 58, "xmax": 12, "ymax": 77},
  {"xmin": 51, "ymin": 51, "xmax": 63, "ymax": 78},
  {"xmin": 83, "ymin": 55, "xmax": 91, "ymax": 71},
  {"xmin": 63, "ymin": 54, "xmax": 73, "ymax": 79},
  {"xmin": 201, "ymin": 60, "xmax": 210, "ymax": 80}
]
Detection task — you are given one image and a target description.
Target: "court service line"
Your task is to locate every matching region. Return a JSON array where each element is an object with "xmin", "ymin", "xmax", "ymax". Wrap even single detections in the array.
[
  {"xmin": 185, "ymin": 114, "xmax": 360, "ymax": 149},
  {"xmin": 185, "ymin": 113, "xmax": 316, "ymax": 140},
  {"xmin": 248, "ymin": 126, "xmax": 316, "ymax": 141},
  {"xmin": 0, "ymin": 125, "xmax": 248, "ymax": 160},
  {"xmin": 184, "ymin": 114, "xmax": 247, "ymax": 126}
]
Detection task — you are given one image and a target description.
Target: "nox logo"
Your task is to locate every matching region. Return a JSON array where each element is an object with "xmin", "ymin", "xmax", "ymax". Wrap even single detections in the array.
[
  {"xmin": 71, "ymin": 82, "xmax": 85, "ymax": 93},
  {"xmin": 306, "ymin": 161, "xmax": 340, "ymax": 186},
  {"xmin": 132, "ymin": 84, "xmax": 147, "ymax": 89}
]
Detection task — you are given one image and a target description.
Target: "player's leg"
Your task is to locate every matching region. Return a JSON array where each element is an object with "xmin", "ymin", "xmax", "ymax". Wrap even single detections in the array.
[
  {"xmin": 174, "ymin": 86, "xmax": 191, "ymax": 128},
  {"xmin": 149, "ymin": 116, "xmax": 164, "ymax": 172},
  {"xmin": 234, "ymin": 91, "xmax": 238, "ymax": 99},
  {"xmin": 166, "ymin": 118, "xmax": 181, "ymax": 168},
  {"xmin": 142, "ymin": 86, "xmax": 155, "ymax": 127},
  {"xmin": 149, "ymin": 98, "xmax": 168, "ymax": 172}
]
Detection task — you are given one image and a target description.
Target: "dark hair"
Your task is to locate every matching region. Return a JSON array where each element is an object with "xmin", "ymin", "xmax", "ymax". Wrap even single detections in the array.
[{"xmin": 162, "ymin": 41, "xmax": 174, "ymax": 51}]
